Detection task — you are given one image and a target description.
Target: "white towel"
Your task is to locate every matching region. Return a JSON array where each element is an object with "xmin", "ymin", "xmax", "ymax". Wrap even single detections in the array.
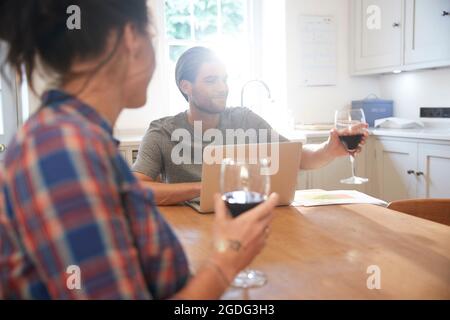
[{"xmin": 374, "ymin": 117, "xmax": 425, "ymax": 129}]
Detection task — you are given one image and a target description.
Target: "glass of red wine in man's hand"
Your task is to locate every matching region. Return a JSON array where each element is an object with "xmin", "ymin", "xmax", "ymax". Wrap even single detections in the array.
[
  {"xmin": 335, "ymin": 109, "xmax": 369, "ymax": 184},
  {"xmin": 220, "ymin": 158, "xmax": 270, "ymax": 288}
]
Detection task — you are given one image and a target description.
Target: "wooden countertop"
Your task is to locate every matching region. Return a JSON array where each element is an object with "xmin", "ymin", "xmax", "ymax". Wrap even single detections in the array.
[{"xmin": 159, "ymin": 204, "xmax": 450, "ymax": 299}]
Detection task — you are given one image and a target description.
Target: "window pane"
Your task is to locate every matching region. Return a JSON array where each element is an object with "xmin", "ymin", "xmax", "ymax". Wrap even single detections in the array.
[
  {"xmin": 163, "ymin": 0, "xmax": 252, "ymax": 113},
  {"xmin": 169, "ymin": 45, "xmax": 189, "ymax": 63},
  {"xmin": 193, "ymin": 0, "xmax": 218, "ymax": 40},
  {"xmin": 165, "ymin": 0, "xmax": 192, "ymax": 40},
  {"xmin": 221, "ymin": 0, "xmax": 245, "ymax": 35}
]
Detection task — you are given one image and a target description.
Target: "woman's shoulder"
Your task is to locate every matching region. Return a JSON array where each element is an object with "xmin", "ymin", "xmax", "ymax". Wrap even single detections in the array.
[{"xmin": 4, "ymin": 107, "xmax": 112, "ymax": 167}]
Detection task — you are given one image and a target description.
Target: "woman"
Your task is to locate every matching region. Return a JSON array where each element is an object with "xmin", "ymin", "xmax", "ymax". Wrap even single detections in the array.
[{"xmin": 0, "ymin": 0, "xmax": 278, "ymax": 299}]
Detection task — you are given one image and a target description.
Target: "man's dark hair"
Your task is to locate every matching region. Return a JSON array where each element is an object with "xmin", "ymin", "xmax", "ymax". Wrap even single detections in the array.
[
  {"xmin": 175, "ymin": 46, "xmax": 222, "ymax": 102},
  {"xmin": 0, "ymin": 0, "xmax": 150, "ymax": 90}
]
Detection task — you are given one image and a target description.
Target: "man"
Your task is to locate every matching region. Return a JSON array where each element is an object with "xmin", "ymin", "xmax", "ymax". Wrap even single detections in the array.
[{"xmin": 132, "ymin": 47, "xmax": 366, "ymax": 205}]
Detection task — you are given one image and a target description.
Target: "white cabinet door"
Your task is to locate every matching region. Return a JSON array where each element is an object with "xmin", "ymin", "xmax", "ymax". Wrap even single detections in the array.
[
  {"xmin": 310, "ymin": 153, "xmax": 367, "ymax": 193},
  {"xmin": 417, "ymin": 143, "xmax": 450, "ymax": 198},
  {"xmin": 375, "ymin": 139, "xmax": 417, "ymax": 202},
  {"xmin": 307, "ymin": 136, "xmax": 369, "ymax": 193},
  {"xmin": 404, "ymin": 0, "xmax": 450, "ymax": 67},
  {"xmin": 353, "ymin": 0, "xmax": 403, "ymax": 72},
  {"xmin": 118, "ymin": 144, "xmax": 141, "ymax": 166},
  {"xmin": 296, "ymin": 170, "xmax": 310, "ymax": 190}
]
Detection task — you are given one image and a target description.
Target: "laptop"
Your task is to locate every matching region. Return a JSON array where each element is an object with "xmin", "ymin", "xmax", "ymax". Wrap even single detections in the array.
[{"xmin": 186, "ymin": 141, "xmax": 302, "ymax": 213}]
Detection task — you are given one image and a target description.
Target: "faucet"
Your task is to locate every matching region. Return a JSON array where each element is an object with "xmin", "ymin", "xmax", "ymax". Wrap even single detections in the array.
[{"xmin": 240, "ymin": 79, "xmax": 273, "ymax": 107}]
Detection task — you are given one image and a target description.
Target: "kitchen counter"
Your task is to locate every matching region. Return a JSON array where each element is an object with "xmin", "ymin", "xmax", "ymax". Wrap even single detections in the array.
[
  {"xmin": 117, "ymin": 134, "xmax": 145, "ymax": 146},
  {"xmin": 117, "ymin": 125, "xmax": 450, "ymax": 145},
  {"xmin": 284, "ymin": 126, "xmax": 450, "ymax": 142},
  {"xmin": 370, "ymin": 127, "xmax": 450, "ymax": 141}
]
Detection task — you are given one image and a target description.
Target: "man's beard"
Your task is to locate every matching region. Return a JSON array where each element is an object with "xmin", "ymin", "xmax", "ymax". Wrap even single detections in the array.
[{"xmin": 193, "ymin": 101, "xmax": 226, "ymax": 115}]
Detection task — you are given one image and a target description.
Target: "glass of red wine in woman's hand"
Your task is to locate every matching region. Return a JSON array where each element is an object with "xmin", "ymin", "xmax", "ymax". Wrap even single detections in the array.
[
  {"xmin": 335, "ymin": 109, "xmax": 369, "ymax": 184},
  {"xmin": 221, "ymin": 158, "xmax": 270, "ymax": 288}
]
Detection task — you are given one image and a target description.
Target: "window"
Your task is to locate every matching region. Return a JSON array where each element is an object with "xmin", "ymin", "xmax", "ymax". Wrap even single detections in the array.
[
  {"xmin": 0, "ymin": 62, "xmax": 20, "ymax": 161},
  {"xmin": 0, "ymin": 78, "xmax": 4, "ymax": 136},
  {"xmin": 163, "ymin": 0, "xmax": 254, "ymax": 114}
]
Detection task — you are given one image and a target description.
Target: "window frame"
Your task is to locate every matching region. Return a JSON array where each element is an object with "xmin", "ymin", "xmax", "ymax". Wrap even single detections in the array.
[
  {"xmin": 158, "ymin": 0, "xmax": 260, "ymax": 114},
  {"xmin": 0, "ymin": 63, "xmax": 21, "ymax": 161}
]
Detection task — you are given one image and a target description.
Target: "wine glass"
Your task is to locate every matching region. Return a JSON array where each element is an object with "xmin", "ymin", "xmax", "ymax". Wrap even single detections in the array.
[
  {"xmin": 220, "ymin": 158, "xmax": 271, "ymax": 288},
  {"xmin": 335, "ymin": 109, "xmax": 369, "ymax": 184}
]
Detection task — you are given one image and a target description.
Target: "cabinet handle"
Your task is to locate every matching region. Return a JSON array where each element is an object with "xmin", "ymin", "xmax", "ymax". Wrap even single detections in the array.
[
  {"xmin": 407, "ymin": 170, "xmax": 415, "ymax": 175},
  {"xmin": 392, "ymin": 22, "xmax": 401, "ymax": 27},
  {"xmin": 0, "ymin": 144, "xmax": 6, "ymax": 153},
  {"xmin": 443, "ymin": 11, "xmax": 449, "ymax": 16},
  {"xmin": 416, "ymin": 171, "xmax": 424, "ymax": 176}
]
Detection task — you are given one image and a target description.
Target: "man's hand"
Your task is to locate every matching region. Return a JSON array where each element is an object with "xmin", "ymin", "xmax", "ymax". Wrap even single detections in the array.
[
  {"xmin": 133, "ymin": 172, "xmax": 201, "ymax": 205},
  {"xmin": 324, "ymin": 123, "xmax": 369, "ymax": 158}
]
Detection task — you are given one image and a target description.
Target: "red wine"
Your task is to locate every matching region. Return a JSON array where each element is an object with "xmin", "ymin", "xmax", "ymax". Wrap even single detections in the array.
[
  {"xmin": 223, "ymin": 191, "xmax": 265, "ymax": 217},
  {"xmin": 339, "ymin": 134, "xmax": 363, "ymax": 151}
]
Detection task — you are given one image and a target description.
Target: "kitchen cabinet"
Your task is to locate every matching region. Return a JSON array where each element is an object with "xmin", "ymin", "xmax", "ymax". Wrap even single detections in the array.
[
  {"xmin": 374, "ymin": 137, "xmax": 450, "ymax": 202},
  {"xmin": 309, "ymin": 153, "xmax": 368, "ymax": 193},
  {"xmin": 404, "ymin": 0, "xmax": 450, "ymax": 68},
  {"xmin": 374, "ymin": 139, "xmax": 418, "ymax": 201},
  {"xmin": 296, "ymin": 169, "xmax": 309, "ymax": 190},
  {"xmin": 417, "ymin": 142, "xmax": 450, "ymax": 198},
  {"xmin": 350, "ymin": 0, "xmax": 450, "ymax": 75},
  {"xmin": 118, "ymin": 142, "xmax": 140, "ymax": 166},
  {"xmin": 352, "ymin": 0, "xmax": 403, "ymax": 73},
  {"xmin": 299, "ymin": 134, "xmax": 450, "ymax": 202},
  {"xmin": 298, "ymin": 136, "xmax": 370, "ymax": 194}
]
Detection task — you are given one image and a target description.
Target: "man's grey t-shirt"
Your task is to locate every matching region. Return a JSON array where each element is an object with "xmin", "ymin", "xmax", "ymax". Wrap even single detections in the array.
[{"xmin": 132, "ymin": 107, "xmax": 287, "ymax": 183}]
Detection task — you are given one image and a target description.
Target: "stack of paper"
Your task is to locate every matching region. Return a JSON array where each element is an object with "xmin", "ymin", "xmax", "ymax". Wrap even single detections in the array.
[{"xmin": 292, "ymin": 189, "xmax": 387, "ymax": 207}]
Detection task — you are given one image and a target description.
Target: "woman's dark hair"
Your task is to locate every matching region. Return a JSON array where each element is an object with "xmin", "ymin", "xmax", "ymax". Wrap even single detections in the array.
[
  {"xmin": 0, "ymin": 0, "xmax": 150, "ymax": 89},
  {"xmin": 175, "ymin": 46, "xmax": 222, "ymax": 102}
]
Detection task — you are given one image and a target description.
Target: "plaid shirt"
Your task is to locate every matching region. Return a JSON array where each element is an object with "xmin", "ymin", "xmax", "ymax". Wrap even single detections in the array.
[{"xmin": 0, "ymin": 90, "xmax": 189, "ymax": 299}]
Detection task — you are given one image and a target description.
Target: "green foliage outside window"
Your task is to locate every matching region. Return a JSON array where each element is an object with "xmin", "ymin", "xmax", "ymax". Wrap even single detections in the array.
[{"xmin": 165, "ymin": 0, "xmax": 245, "ymax": 57}]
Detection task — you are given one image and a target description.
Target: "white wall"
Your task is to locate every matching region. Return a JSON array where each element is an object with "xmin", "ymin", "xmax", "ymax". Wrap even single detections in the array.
[
  {"xmin": 114, "ymin": 0, "xmax": 168, "ymax": 136},
  {"xmin": 113, "ymin": 46, "xmax": 169, "ymax": 137},
  {"xmin": 285, "ymin": 0, "xmax": 381, "ymax": 125},
  {"xmin": 256, "ymin": 0, "xmax": 291, "ymax": 130},
  {"xmin": 379, "ymin": 67, "xmax": 450, "ymax": 121}
]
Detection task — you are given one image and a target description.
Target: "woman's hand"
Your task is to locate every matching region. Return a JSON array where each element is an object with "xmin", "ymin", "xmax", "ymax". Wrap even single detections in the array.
[
  {"xmin": 210, "ymin": 193, "xmax": 279, "ymax": 282},
  {"xmin": 325, "ymin": 123, "xmax": 369, "ymax": 158}
]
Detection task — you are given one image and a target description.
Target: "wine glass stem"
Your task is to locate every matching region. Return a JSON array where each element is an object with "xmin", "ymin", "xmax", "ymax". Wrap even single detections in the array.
[{"xmin": 350, "ymin": 154, "xmax": 356, "ymax": 177}]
